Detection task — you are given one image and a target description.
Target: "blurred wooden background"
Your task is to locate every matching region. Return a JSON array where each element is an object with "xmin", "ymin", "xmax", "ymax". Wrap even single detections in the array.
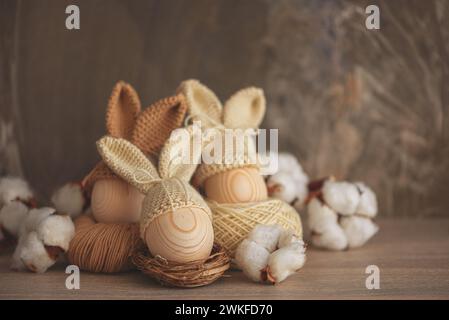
[{"xmin": 1, "ymin": 0, "xmax": 448, "ymax": 217}]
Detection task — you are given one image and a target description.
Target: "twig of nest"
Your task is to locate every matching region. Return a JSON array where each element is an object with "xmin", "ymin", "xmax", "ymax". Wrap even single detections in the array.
[{"xmin": 133, "ymin": 243, "xmax": 231, "ymax": 288}]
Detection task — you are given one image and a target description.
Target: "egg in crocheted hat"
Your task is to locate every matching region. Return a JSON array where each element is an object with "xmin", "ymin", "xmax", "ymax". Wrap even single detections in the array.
[
  {"xmin": 178, "ymin": 79, "xmax": 267, "ymax": 204},
  {"xmin": 82, "ymin": 81, "xmax": 188, "ymax": 224},
  {"xmin": 96, "ymin": 127, "xmax": 214, "ymax": 264}
]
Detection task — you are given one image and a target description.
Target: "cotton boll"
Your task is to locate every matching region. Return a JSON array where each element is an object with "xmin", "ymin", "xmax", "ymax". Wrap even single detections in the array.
[
  {"xmin": 277, "ymin": 153, "xmax": 309, "ymax": 184},
  {"xmin": 247, "ymin": 224, "xmax": 283, "ymax": 253},
  {"xmin": 277, "ymin": 153, "xmax": 304, "ymax": 179},
  {"xmin": 51, "ymin": 183, "xmax": 85, "ymax": 218},
  {"xmin": 311, "ymin": 224, "xmax": 348, "ymax": 251},
  {"xmin": 267, "ymin": 172, "xmax": 298, "ymax": 204},
  {"xmin": 278, "ymin": 229, "xmax": 302, "ymax": 248},
  {"xmin": 11, "ymin": 207, "xmax": 74, "ymax": 273},
  {"xmin": 37, "ymin": 214, "xmax": 75, "ymax": 251},
  {"xmin": 293, "ymin": 182, "xmax": 309, "ymax": 210},
  {"xmin": 11, "ymin": 236, "xmax": 26, "ymax": 271},
  {"xmin": 265, "ymin": 152, "xmax": 309, "ymax": 207},
  {"xmin": 307, "ymin": 198, "xmax": 338, "ymax": 234},
  {"xmin": 355, "ymin": 182, "xmax": 377, "ymax": 218},
  {"xmin": 322, "ymin": 180, "xmax": 360, "ymax": 215},
  {"xmin": 21, "ymin": 207, "xmax": 55, "ymax": 236},
  {"xmin": 18, "ymin": 231, "xmax": 56, "ymax": 273},
  {"xmin": 340, "ymin": 216, "xmax": 379, "ymax": 249},
  {"xmin": 259, "ymin": 151, "xmax": 279, "ymax": 176},
  {"xmin": 264, "ymin": 241, "xmax": 306, "ymax": 284},
  {"xmin": 0, "ymin": 201, "xmax": 29, "ymax": 237},
  {"xmin": 0, "ymin": 177, "xmax": 33, "ymax": 206},
  {"xmin": 235, "ymin": 239, "xmax": 270, "ymax": 282}
]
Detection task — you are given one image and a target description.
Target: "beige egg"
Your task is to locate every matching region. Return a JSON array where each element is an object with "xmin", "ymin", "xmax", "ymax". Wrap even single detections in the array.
[
  {"xmin": 204, "ymin": 167, "xmax": 268, "ymax": 204},
  {"xmin": 144, "ymin": 207, "xmax": 214, "ymax": 263},
  {"xmin": 91, "ymin": 179, "xmax": 144, "ymax": 223}
]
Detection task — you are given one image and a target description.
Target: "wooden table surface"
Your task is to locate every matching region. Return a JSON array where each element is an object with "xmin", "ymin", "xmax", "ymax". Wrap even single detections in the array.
[{"xmin": 1, "ymin": 218, "xmax": 448, "ymax": 300}]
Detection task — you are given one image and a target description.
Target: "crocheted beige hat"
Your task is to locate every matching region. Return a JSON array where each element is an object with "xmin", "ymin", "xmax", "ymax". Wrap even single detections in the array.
[
  {"xmin": 83, "ymin": 81, "xmax": 188, "ymax": 194},
  {"xmin": 96, "ymin": 128, "xmax": 211, "ymax": 238},
  {"xmin": 177, "ymin": 80, "xmax": 266, "ymax": 186}
]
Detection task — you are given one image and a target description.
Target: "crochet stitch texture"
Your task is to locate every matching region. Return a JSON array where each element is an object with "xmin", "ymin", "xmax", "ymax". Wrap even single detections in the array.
[
  {"xmin": 83, "ymin": 81, "xmax": 188, "ymax": 193},
  {"xmin": 177, "ymin": 79, "xmax": 266, "ymax": 186}
]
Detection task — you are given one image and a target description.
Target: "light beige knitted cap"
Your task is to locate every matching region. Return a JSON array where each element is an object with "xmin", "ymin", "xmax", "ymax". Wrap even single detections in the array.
[
  {"xmin": 177, "ymin": 79, "xmax": 266, "ymax": 186},
  {"xmin": 96, "ymin": 127, "xmax": 211, "ymax": 238}
]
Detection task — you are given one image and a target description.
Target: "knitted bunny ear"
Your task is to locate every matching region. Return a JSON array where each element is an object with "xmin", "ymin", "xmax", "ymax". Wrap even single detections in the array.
[
  {"xmin": 131, "ymin": 94, "xmax": 187, "ymax": 156},
  {"xmin": 223, "ymin": 87, "xmax": 266, "ymax": 129},
  {"xmin": 177, "ymin": 79, "xmax": 223, "ymax": 128},
  {"xmin": 106, "ymin": 81, "xmax": 141, "ymax": 139},
  {"xmin": 96, "ymin": 136, "xmax": 159, "ymax": 194},
  {"xmin": 158, "ymin": 125, "xmax": 202, "ymax": 181}
]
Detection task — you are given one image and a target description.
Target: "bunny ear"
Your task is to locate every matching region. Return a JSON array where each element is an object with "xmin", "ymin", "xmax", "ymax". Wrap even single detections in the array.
[
  {"xmin": 223, "ymin": 87, "xmax": 266, "ymax": 129},
  {"xmin": 177, "ymin": 79, "xmax": 223, "ymax": 128},
  {"xmin": 96, "ymin": 136, "xmax": 159, "ymax": 194},
  {"xmin": 158, "ymin": 125, "xmax": 202, "ymax": 181},
  {"xmin": 131, "ymin": 94, "xmax": 187, "ymax": 156},
  {"xmin": 106, "ymin": 81, "xmax": 141, "ymax": 139}
]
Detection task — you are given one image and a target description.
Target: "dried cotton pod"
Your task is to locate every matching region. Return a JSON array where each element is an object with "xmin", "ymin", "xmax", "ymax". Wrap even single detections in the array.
[
  {"xmin": 247, "ymin": 224, "xmax": 283, "ymax": 253},
  {"xmin": 235, "ymin": 225, "xmax": 306, "ymax": 284},
  {"xmin": 37, "ymin": 213, "xmax": 75, "ymax": 252},
  {"xmin": 307, "ymin": 198, "xmax": 339, "ymax": 234},
  {"xmin": 51, "ymin": 182, "xmax": 86, "ymax": 218},
  {"xmin": 0, "ymin": 177, "xmax": 34, "ymax": 206},
  {"xmin": 20, "ymin": 207, "xmax": 55, "ymax": 235},
  {"xmin": 0, "ymin": 201, "xmax": 29, "ymax": 238},
  {"xmin": 311, "ymin": 224, "xmax": 348, "ymax": 251},
  {"xmin": 12, "ymin": 231, "xmax": 55, "ymax": 273},
  {"xmin": 235, "ymin": 239, "xmax": 270, "ymax": 282},
  {"xmin": 264, "ymin": 241, "xmax": 306, "ymax": 284},
  {"xmin": 266, "ymin": 171, "xmax": 298, "ymax": 204},
  {"xmin": 322, "ymin": 180, "xmax": 360, "ymax": 216},
  {"xmin": 355, "ymin": 182, "xmax": 378, "ymax": 218},
  {"xmin": 266, "ymin": 152, "xmax": 309, "ymax": 207},
  {"xmin": 340, "ymin": 216, "xmax": 379, "ymax": 249},
  {"xmin": 11, "ymin": 207, "xmax": 75, "ymax": 273},
  {"xmin": 277, "ymin": 229, "xmax": 302, "ymax": 248},
  {"xmin": 307, "ymin": 178, "xmax": 378, "ymax": 250}
]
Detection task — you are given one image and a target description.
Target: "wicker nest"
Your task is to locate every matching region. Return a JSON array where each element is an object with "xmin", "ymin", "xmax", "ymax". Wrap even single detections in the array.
[{"xmin": 132, "ymin": 243, "xmax": 231, "ymax": 288}]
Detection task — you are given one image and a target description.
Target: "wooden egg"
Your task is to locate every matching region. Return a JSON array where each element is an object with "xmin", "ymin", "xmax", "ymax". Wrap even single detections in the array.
[
  {"xmin": 204, "ymin": 167, "xmax": 268, "ymax": 203},
  {"xmin": 91, "ymin": 179, "xmax": 144, "ymax": 223},
  {"xmin": 144, "ymin": 207, "xmax": 214, "ymax": 263}
]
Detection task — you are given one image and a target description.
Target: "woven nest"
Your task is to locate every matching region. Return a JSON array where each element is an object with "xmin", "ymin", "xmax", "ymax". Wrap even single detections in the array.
[
  {"xmin": 133, "ymin": 243, "xmax": 231, "ymax": 288},
  {"xmin": 208, "ymin": 198, "xmax": 303, "ymax": 256}
]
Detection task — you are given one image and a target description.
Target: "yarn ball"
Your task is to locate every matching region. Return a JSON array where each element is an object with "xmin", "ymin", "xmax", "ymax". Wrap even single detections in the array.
[
  {"xmin": 208, "ymin": 198, "xmax": 302, "ymax": 256},
  {"xmin": 67, "ymin": 215, "xmax": 144, "ymax": 273}
]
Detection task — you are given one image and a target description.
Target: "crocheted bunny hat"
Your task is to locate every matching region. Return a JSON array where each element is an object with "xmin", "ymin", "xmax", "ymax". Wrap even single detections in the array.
[
  {"xmin": 96, "ymin": 127, "xmax": 211, "ymax": 238},
  {"xmin": 177, "ymin": 79, "xmax": 266, "ymax": 186},
  {"xmin": 83, "ymin": 81, "xmax": 188, "ymax": 194}
]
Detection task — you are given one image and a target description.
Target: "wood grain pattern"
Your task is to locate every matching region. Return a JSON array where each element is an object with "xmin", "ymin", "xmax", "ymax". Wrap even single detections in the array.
[
  {"xmin": 0, "ymin": 0, "xmax": 448, "ymax": 217},
  {"xmin": 1, "ymin": 218, "xmax": 448, "ymax": 299},
  {"xmin": 91, "ymin": 179, "xmax": 143, "ymax": 223},
  {"xmin": 145, "ymin": 207, "xmax": 214, "ymax": 263},
  {"xmin": 204, "ymin": 168, "xmax": 268, "ymax": 204}
]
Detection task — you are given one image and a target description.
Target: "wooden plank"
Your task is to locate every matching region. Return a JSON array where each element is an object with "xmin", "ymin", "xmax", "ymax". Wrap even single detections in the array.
[{"xmin": 1, "ymin": 218, "xmax": 448, "ymax": 299}]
